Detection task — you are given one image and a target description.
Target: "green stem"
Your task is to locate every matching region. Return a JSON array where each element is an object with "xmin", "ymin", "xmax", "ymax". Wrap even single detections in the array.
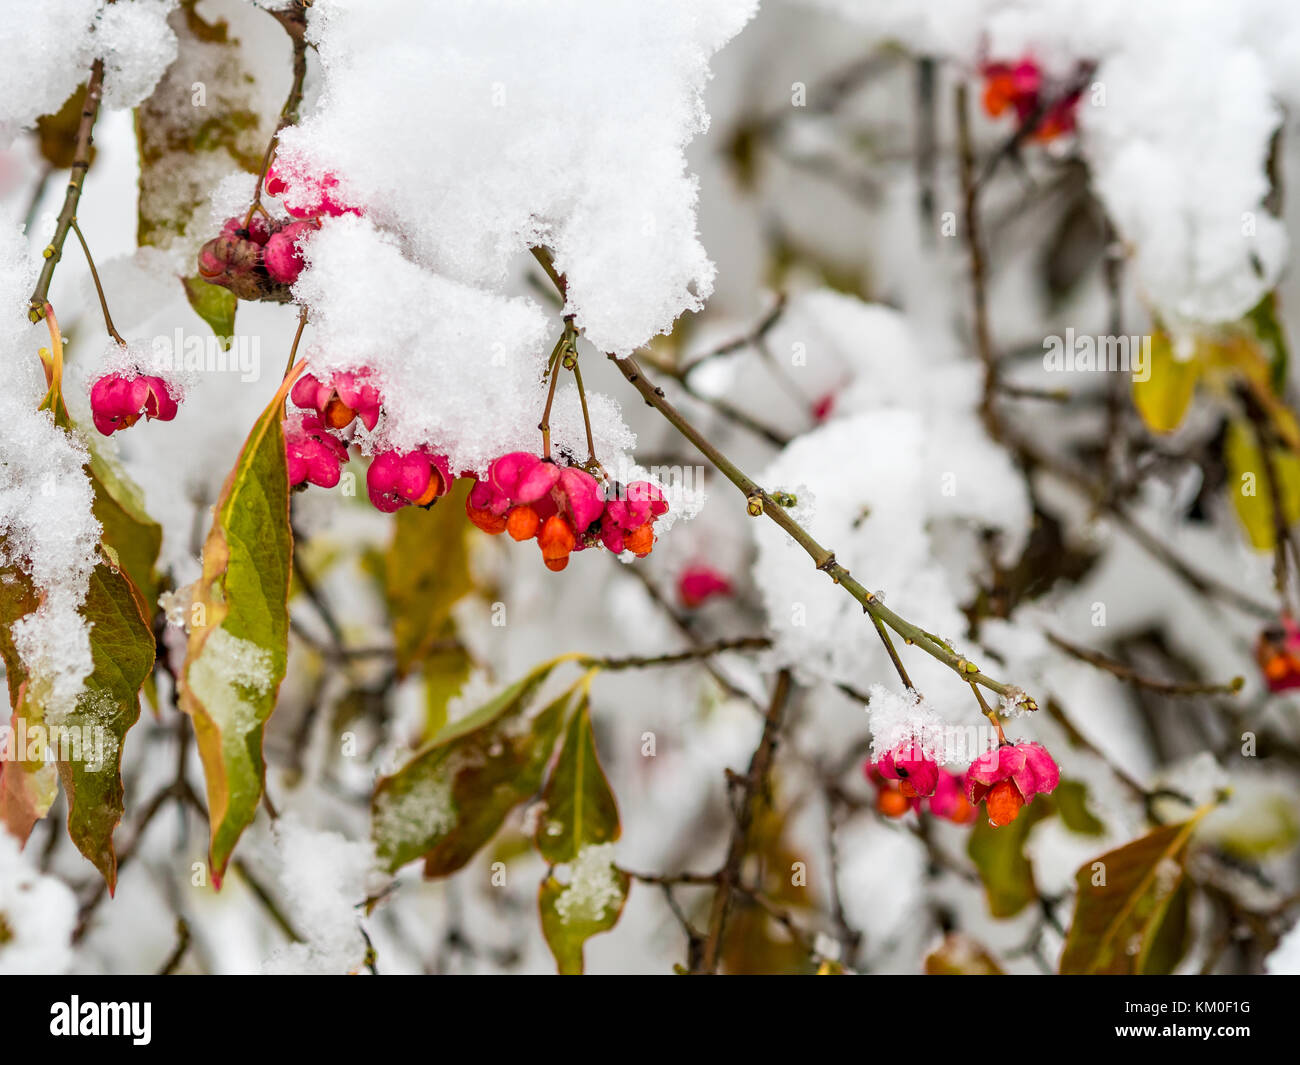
[{"xmin": 70, "ymin": 218, "xmax": 124, "ymax": 345}]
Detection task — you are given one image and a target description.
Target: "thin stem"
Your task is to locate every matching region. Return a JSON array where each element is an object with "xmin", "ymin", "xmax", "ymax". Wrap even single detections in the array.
[
  {"xmin": 283, "ymin": 306, "xmax": 308, "ymax": 378},
  {"xmin": 1046, "ymin": 632, "xmax": 1244, "ymax": 698},
  {"xmin": 955, "ymin": 83, "xmax": 1000, "ymax": 440},
  {"xmin": 570, "ymin": 358, "xmax": 600, "ymax": 468},
  {"xmin": 577, "ymin": 636, "xmax": 771, "ymax": 671},
  {"xmin": 538, "ymin": 332, "xmax": 565, "ymax": 459},
  {"xmin": 969, "ymin": 681, "xmax": 1007, "ymax": 744},
  {"xmin": 69, "ymin": 218, "xmax": 124, "ymax": 345},
  {"xmin": 244, "ymin": 6, "xmax": 310, "ymax": 229},
  {"xmin": 870, "ymin": 613, "xmax": 914, "ymax": 691},
  {"xmin": 29, "ymin": 60, "xmax": 104, "ymax": 323}
]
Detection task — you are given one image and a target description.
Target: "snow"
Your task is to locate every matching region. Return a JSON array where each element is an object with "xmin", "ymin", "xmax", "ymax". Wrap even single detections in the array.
[
  {"xmin": 280, "ymin": 0, "xmax": 757, "ymax": 356},
  {"xmin": 0, "ymin": 217, "xmax": 99, "ymax": 718},
  {"xmin": 0, "ymin": 1, "xmax": 178, "ymax": 147},
  {"xmin": 1267, "ymin": 919, "xmax": 1300, "ymax": 975},
  {"xmin": 262, "ymin": 814, "xmax": 375, "ymax": 974},
  {"xmin": 0, "ymin": 830, "xmax": 78, "ymax": 974},
  {"xmin": 553, "ymin": 842, "xmax": 622, "ymax": 924}
]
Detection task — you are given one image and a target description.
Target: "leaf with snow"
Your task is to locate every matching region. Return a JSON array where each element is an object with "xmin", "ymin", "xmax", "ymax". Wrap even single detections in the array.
[
  {"xmin": 538, "ymin": 844, "xmax": 630, "ymax": 976},
  {"xmin": 180, "ymin": 370, "xmax": 298, "ymax": 883},
  {"xmin": 371, "ymin": 659, "xmax": 572, "ymax": 875},
  {"xmin": 136, "ymin": 0, "xmax": 268, "ymax": 334}
]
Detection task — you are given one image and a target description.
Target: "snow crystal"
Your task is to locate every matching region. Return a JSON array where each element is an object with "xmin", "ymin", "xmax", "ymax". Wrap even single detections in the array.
[
  {"xmin": 279, "ymin": 0, "xmax": 758, "ymax": 355},
  {"xmin": 554, "ymin": 842, "xmax": 622, "ymax": 924},
  {"xmin": 0, "ymin": 831, "xmax": 77, "ymax": 975},
  {"xmin": 95, "ymin": 0, "xmax": 180, "ymax": 111}
]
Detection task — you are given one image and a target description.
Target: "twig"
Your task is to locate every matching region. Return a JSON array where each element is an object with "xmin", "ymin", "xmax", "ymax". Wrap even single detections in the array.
[
  {"xmin": 29, "ymin": 60, "xmax": 104, "ymax": 323},
  {"xmin": 1047, "ymin": 631, "xmax": 1245, "ymax": 698},
  {"xmin": 698, "ymin": 669, "xmax": 793, "ymax": 973},
  {"xmin": 955, "ymin": 83, "xmax": 1000, "ymax": 440},
  {"xmin": 157, "ymin": 918, "xmax": 191, "ymax": 975},
  {"xmin": 579, "ymin": 637, "xmax": 771, "ymax": 671}
]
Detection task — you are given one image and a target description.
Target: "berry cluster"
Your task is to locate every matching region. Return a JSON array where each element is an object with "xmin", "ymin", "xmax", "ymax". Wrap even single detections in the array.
[
  {"xmin": 196, "ymin": 165, "xmax": 358, "ymax": 302},
  {"xmin": 865, "ymin": 739, "xmax": 1059, "ymax": 827},
  {"xmin": 465, "ymin": 451, "xmax": 667, "ymax": 572},
  {"xmin": 285, "ymin": 368, "xmax": 668, "ymax": 572},
  {"xmin": 980, "ymin": 58, "xmax": 1081, "ymax": 142}
]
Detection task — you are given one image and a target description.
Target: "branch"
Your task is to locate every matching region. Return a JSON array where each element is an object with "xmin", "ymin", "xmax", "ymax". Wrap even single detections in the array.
[
  {"xmin": 1047, "ymin": 631, "xmax": 1245, "ymax": 698},
  {"xmin": 532, "ymin": 247, "xmax": 1030, "ymax": 702},
  {"xmin": 28, "ymin": 60, "xmax": 105, "ymax": 322}
]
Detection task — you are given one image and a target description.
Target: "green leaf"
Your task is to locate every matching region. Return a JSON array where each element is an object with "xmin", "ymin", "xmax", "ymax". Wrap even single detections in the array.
[
  {"xmin": 538, "ymin": 861, "xmax": 630, "ymax": 976},
  {"xmin": 421, "ymin": 641, "xmax": 473, "ymax": 742},
  {"xmin": 535, "ymin": 691, "xmax": 620, "ymax": 865},
  {"xmin": 1054, "ymin": 779, "xmax": 1106, "ymax": 837},
  {"xmin": 57, "ymin": 558, "xmax": 155, "ymax": 889},
  {"xmin": 371, "ymin": 659, "xmax": 571, "ymax": 874},
  {"xmin": 1246, "ymin": 291, "xmax": 1291, "ymax": 395},
  {"xmin": 183, "ymin": 276, "xmax": 238, "ymax": 345},
  {"xmin": 180, "ymin": 376, "xmax": 296, "ymax": 883},
  {"xmin": 967, "ymin": 799, "xmax": 1053, "ymax": 918},
  {"xmin": 383, "ymin": 479, "xmax": 475, "ymax": 677},
  {"xmin": 1058, "ymin": 812, "xmax": 1208, "ymax": 975},
  {"xmin": 1133, "ymin": 330, "xmax": 1200, "ymax": 434},
  {"xmin": 43, "ymin": 384, "xmax": 163, "ymax": 612},
  {"xmin": 0, "ymin": 557, "xmax": 154, "ymax": 886}
]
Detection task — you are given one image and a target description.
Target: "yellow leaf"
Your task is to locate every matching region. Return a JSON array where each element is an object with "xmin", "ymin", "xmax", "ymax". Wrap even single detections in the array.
[{"xmin": 1132, "ymin": 331, "xmax": 1200, "ymax": 434}]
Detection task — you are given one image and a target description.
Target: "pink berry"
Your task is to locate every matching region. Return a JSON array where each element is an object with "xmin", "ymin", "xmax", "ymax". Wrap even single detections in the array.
[{"xmin": 89, "ymin": 374, "xmax": 179, "ymax": 436}]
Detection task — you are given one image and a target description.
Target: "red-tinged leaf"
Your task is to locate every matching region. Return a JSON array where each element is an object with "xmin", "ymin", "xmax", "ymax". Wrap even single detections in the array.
[
  {"xmin": 180, "ymin": 369, "xmax": 301, "ymax": 883},
  {"xmin": 924, "ymin": 932, "xmax": 1004, "ymax": 975},
  {"xmin": 57, "ymin": 558, "xmax": 155, "ymax": 889}
]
